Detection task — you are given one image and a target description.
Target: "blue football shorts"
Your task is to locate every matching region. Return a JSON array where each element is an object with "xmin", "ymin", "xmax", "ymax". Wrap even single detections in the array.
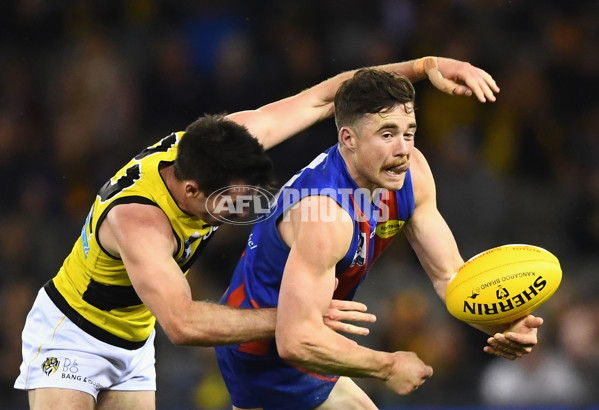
[{"xmin": 215, "ymin": 345, "xmax": 339, "ymax": 410}]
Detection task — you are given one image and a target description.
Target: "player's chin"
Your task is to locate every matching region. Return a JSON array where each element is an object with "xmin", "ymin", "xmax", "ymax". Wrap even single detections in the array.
[
  {"xmin": 203, "ymin": 214, "xmax": 228, "ymax": 226},
  {"xmin": 380, "ymin": 171, "xmax": 407, "ymax": 191}
]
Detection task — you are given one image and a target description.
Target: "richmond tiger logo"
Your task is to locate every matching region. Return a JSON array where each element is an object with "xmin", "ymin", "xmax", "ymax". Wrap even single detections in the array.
[{"xmin": 41, "ymin": 357, "xmax": 60, "ymax": 376}]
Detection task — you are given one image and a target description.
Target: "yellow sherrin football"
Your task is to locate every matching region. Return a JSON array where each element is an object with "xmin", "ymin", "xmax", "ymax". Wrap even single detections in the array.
[{"xmin": 445, "ymin": 244, "xmax": 562, "ymax": 325}]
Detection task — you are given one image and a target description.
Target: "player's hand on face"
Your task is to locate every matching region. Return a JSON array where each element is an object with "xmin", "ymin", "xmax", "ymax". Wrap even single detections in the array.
[
  {"xmin": 324, "ymin": 299, "xmax": 376, "ymax": 337},
  {"xmin": 483, "ymin": 314, "xmax": 544, "ymax": 360},
  {"xmin": 384, "ymin": 351, "xmax": 433, "ymax": 395},
  {"xmin": 428, "ymin": 57, "xmax": 500, "ymax": 103}
]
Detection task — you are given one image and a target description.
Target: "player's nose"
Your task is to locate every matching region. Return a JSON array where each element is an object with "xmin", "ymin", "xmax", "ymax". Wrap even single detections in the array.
[{"xmin": 393, "ymin": 137, "xmax": 409, "ymax": 157}]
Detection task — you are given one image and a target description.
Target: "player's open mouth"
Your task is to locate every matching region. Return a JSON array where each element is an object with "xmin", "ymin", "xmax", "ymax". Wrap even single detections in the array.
[{"xmin": 384, "ymin": 162, "xmax": 409, "ymax": 176}]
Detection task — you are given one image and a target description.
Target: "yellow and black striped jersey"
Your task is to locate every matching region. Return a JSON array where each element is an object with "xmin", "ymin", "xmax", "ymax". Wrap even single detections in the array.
[{"xmin": 46, "ymin": 132, "xmax": 218, "ymax": 349}]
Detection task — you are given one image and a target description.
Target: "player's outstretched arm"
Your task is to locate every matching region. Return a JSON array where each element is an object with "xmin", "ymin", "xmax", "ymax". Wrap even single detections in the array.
[
  {"xmin": 228, "ymin": 57, "xmax": 499, "ymax": 150},
  {"xmin": 100, "ymin": 203, "xmax": 374, "ymax": 346},
  {"xmin": 403, "ymin": 148, "xmax": 464, "ymax": 300},
  {"xmin": 402, "ymin": 152, "xmax": 543, "ymax": 360}
]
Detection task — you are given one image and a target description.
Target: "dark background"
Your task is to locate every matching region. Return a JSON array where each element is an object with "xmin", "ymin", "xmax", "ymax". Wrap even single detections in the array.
[{"xmin": 1, "ymin": 0, "xmax": 598, "ymax": 408}]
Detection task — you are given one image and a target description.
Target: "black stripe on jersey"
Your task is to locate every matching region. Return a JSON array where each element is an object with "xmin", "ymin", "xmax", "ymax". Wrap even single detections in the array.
[
  {"xmin": 134, "ymin": 132, "xmax": 177, "ymax": 160},
  {"xmin": 44, "ymin": 280, "xmax": 148, "ymax": 350},
  {"xmin": 82, "ymin": 279, "xmax": 143, "ymax": 311},
  {"xmin": 172, "ymin": 228, "xmax": 182, "ymax": 263},
  {"xmin": 98, "ymin": 164, "xmax": 142, "ymax": 202},
  {"xmin": 95, "ymin": 196, "xmax": 160, "ymax": 260},
  {"xmin": 179, "ymin": 230, "xmax": 216, "ymax": 273}
]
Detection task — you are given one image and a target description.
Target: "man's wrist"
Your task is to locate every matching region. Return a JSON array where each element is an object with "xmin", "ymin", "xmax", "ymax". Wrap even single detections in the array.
[{"xmin": 412, "ymin": 56, "xmax": 437, "ymax": 77}]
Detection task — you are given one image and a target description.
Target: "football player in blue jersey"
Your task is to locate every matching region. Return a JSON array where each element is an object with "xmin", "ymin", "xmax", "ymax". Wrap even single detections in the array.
[{"xmin": 215, "ymin": 67, "xmax": 543, "ymax": 409}]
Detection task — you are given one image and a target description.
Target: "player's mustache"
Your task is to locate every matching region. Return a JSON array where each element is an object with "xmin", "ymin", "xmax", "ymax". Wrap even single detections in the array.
[{"xmin": 383, "ymin": 158, "xmax": 408, "ymax": 168}]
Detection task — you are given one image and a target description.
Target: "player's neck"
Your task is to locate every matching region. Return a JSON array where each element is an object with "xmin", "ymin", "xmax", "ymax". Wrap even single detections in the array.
[{"xmin": 160, "ymin": 164, "xmax": 189, "ymax": 213}]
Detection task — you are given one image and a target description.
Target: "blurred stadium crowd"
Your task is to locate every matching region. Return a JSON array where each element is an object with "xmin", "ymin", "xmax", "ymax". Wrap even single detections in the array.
[{"xmin": 1, "ymin": 0, "xmax": 598, "ymax": 408}]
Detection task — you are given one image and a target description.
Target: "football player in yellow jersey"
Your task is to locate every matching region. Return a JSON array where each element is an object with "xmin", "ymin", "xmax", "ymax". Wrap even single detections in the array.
[{"xmin": 15, "ymin": 56, "xmax": 500, "ymax": 410}]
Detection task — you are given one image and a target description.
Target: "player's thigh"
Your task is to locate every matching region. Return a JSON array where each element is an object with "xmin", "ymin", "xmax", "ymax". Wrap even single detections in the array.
[
  {"xmin": 314, "ymin": 376, "xmax": 377, "ymax": 410},
  {"xmin": 97, "ymin": 390, "xmax": 155, "ymax": 410},
  {"xmin": 29, "ymin": 388, "xmax": 95, "ymax": 410}
]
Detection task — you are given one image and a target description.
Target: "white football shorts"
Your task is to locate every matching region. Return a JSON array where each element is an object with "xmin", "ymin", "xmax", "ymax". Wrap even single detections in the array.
[{"xmin": 14, "ymin": 287, "xmax": 156, "ymax": 400}]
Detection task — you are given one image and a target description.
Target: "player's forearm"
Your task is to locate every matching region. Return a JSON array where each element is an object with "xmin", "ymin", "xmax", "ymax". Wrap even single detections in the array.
[
  {"xmin": 251, "ymin": 56, "xmax": 451, "ymax": 150},
  {"xmin": 370, "ymin": 58, "xmax": 432, "ymax": 82},
  {"xmin": 166, "ymin": 303, "xmax": 276, "ymax": 347},
  {"xmin": 312, "ymin": 58, "xmax": 432, "ymax": 105},
  {"xmin": 327, "ymin": 57, "xmax": 444, "ymax": 89},
  {"xmin": 277, "ymin": 325, "xmax": 393, "ymax": 380}
]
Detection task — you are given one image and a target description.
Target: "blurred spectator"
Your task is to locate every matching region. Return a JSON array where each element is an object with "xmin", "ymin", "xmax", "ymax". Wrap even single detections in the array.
[{"xmin": 479, "ymin": 347, "xmax": 590, "ymax": 406}]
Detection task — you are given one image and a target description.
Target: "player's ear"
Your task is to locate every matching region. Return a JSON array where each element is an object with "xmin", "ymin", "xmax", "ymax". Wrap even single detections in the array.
[
  {"xmin": 339, "ymin": 127, "xmax": 357, "ymax": 152},
  {"xmin": 184, "ymin": 180, "xmax": 200, "ymax": 198}
]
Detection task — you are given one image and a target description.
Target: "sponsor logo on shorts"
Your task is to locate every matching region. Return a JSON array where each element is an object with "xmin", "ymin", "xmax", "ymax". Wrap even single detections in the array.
[
  {"xmin": 57, "ymin": 357, "xmax": 105, "ymax": 389},
  {"xmin": 41, "ymin": 357, "xmax": 60, "ymax": 376}
]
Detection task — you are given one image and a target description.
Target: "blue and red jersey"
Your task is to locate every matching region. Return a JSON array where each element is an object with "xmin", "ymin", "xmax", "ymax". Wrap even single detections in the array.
[{"xmin": 219, "ymin": 144, "xmax": 415, "ymax": 357}]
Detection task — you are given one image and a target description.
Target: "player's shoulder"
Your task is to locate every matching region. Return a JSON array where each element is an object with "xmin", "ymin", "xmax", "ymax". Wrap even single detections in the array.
[
  {"xmin": 99, "ymin": 202, "xmax": 173, "ymax": 258},
  {"xmin": 106, "ymin": 202, "xmax": 170, "ymax": 234},
  {"xmin": 293, "ymin": 194, "xmax": 353, "ymax": 224},
  {"xmin": 408, "ymin": 147, "xmax": 436, "ymax": 206},
  {"xmin": 409, "ymin": 147, "xmax": 433, "ymax": 182},
  {"xmin": 286, "ymin": 195, "xmax": 353, "ymax": 235}
]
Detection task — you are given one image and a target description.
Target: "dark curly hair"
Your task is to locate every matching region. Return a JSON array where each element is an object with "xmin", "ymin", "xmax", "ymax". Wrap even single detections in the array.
[
  {"xmin": 174, "ymin": 114, "xmax": 276, "ymax": 194},
  {"xmin": 334, "ymin": 69, "xmax": 416, "ymax": 130}
]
